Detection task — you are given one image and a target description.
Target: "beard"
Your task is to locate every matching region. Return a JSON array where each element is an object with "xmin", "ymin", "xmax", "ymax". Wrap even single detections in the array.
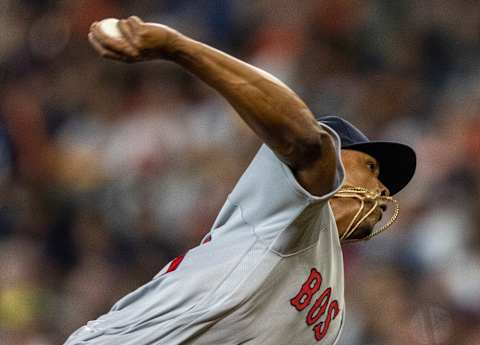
[
  {"xmin": 348, "ymin": 220, "xmax": 375, "ymax": 239},
  {"xmin": 342, "ymin": 202, "xmax": 383, "ymax": 240}
]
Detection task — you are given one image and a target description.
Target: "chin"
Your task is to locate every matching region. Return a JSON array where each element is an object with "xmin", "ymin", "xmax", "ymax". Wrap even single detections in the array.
[
  {"xmin": 350, "ymin": 213, "xmax": 380, "ymax": 240},
  {"xmin": 341, "ymin": 206, "xmax": 384, "ymax": 240},
  {"xmin": 349, "ymin": 224, "xmax": 374, "ymax": 240}
]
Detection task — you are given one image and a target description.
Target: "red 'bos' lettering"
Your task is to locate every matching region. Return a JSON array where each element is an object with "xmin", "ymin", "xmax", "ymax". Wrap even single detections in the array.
[
  {"xmin": 306, "ymin": 287, "xmax": 331, "ymax": 326},
  {"xmin": 290, "ymin": 268, "xmax": 341, "ymax": 342},
  {"xmin": 314, "ymin": 300, "xmax": 340, "ymax": 341},
  {"xmin": 290, "ymin": 268, "xmax": 322, "ymax": 311}
]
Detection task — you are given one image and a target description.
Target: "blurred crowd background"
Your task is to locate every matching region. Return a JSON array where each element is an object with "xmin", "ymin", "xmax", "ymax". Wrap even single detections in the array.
[{"xmin": 0, "ymin": 0, "xmax": 479, "ymax": 344}]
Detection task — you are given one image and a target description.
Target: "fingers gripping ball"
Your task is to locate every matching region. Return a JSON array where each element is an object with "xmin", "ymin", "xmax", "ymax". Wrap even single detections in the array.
[
  {"xmin": 98, "ymin": 18, "xmax": 123, "ymax": 39},
  {"xmin": 89, "ymin": 16, "xmax": 180, "ymax": 62},
  {"xmin": 90, "ymin": 18, "xmax": 138, "ymax": 61}
]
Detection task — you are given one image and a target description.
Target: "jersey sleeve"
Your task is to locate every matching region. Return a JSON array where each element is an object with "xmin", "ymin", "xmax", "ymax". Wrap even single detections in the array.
[{"xmin": 222, "ymin": 123, "xmax": 345, "ymax": 243}]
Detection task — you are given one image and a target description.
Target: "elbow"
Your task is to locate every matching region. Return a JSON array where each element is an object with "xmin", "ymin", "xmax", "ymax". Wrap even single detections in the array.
[{"xmin": 282, "ymin": 124, "xmax": 335, "ymax": 170}]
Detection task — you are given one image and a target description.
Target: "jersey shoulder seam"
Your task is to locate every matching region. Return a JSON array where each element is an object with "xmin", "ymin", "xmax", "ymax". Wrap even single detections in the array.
[
  {"xmin": 226, "ymin": 196, "xmax": 270, "ymax": 249},
  {"xmin": 233, "ymin": 196, "xmax": 329, "ymax": 258},
  {"xmin": 268, "ymin": 228, "xmax": 326, "ymax": 258}
]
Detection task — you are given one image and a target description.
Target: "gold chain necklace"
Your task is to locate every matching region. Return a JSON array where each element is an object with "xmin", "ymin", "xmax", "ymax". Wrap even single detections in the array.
[{"xmin": 332, "ymin": 186, "xmax": 399, "ymax": 242}]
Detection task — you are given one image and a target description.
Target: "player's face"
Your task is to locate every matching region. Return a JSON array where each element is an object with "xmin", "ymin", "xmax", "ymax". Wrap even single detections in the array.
[{"xmin": 330, "ymin": 149, "xmax": 390, "ymax": 240}]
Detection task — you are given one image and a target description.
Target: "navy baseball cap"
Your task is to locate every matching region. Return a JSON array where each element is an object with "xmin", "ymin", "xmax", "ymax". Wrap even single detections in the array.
[{"xmin": 319, "ymin": 116, "xmax": 416, "ymax": 195}]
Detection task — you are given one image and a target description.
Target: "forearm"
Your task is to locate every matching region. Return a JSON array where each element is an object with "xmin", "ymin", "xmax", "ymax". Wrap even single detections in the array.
[
  {"xmin": 169, "ymin": 35, "xmax": 324, "ymax": 165},
  {"xmin": 89, "ymin": 17, "xmax": 330, "ymax": 168}
]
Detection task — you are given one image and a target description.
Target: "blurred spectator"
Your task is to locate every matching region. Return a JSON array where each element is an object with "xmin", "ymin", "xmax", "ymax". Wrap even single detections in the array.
[{"xmin": 0, "ymin": 0, "xmax": 479, "ymax": 344}]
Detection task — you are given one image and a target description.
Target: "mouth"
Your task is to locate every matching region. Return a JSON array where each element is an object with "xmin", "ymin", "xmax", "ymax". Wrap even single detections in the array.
[{"xmin": 373, "ymin": 203, "xmax": 386, "ymax": 221}]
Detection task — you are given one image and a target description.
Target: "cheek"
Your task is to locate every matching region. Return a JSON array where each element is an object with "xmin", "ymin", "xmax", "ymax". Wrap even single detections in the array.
[
  {"xmin": 343, "ymin": 169, "xmax": 365, "ymax": 187},
  {"xmin": 330, "ymin": 197, "xmax": 361, "ymax": 216},
  {"xmin": 331, "ymin": 197, "xmax": 379, "ymax": 222},
  {"xmin": 343, "ymin": 170, "xmax": 375, "ymax": 189}
]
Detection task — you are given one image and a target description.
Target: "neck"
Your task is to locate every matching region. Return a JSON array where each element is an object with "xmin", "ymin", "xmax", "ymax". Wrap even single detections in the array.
[{"xmin": 329, "ymin": 200, "xmax": 353, "ymax": 239}]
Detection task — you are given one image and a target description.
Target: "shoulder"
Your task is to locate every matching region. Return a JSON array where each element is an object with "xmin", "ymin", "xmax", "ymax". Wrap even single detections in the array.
[{"xmin": 286, "ymin": 123, "xmax": 344, "ymax": 198}]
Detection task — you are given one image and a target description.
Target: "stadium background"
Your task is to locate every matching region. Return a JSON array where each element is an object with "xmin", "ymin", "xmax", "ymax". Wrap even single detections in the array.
[{"xmin": 0, "ymin": 0, "xmax": 479, "ymax": 344}]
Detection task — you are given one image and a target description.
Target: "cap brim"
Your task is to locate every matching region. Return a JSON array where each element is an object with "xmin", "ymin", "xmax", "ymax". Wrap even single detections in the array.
[{"xmin": 342, "ymin": 141, "xmax": 416, "ymax": 195}]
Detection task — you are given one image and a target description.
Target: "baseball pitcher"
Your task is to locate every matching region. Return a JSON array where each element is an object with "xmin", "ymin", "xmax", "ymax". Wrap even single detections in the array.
[{"xmin": 64, "ymin": 16, "xmax": 416, "ymax": 345}]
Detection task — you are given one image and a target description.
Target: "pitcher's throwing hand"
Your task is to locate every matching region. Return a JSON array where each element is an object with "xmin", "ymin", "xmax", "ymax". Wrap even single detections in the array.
[{"xmin": 89, "ymin": 16, "xmax": 181, "ymax": 62}]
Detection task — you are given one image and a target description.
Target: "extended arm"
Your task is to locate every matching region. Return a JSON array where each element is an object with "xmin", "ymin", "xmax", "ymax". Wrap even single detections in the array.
[{"xmin": 89, "ymin": 17, "xmax": 338, "ymax": 196}]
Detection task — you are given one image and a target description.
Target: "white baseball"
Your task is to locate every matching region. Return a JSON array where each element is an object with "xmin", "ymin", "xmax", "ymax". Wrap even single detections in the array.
[{"xmin": 98, "ymin": 18, "xmax": 123, "ymax": 39}]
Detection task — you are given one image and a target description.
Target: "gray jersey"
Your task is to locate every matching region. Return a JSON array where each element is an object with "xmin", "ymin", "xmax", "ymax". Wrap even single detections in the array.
[{"xmin": 65, "ymin": 124, "xmax": 346, "ymax": 345}]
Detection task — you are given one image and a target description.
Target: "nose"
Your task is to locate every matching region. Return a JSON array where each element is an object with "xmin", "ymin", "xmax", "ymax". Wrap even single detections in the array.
[{"xmin": 378, "ymin": 182, "xmax": 390, "ymax": 197}]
